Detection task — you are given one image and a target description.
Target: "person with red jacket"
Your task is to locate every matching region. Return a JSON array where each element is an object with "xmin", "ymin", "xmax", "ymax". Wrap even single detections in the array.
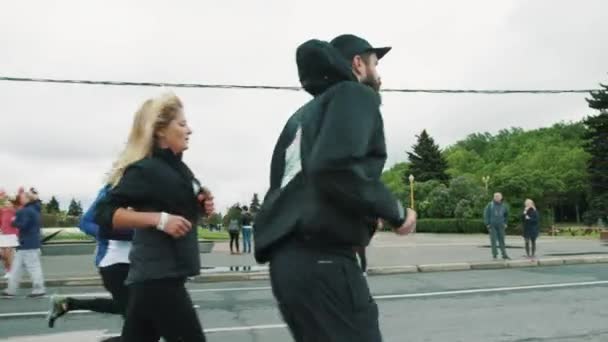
[{"xmin": 0, "ymin": 191, "xmax": 19, "ymax": 279}]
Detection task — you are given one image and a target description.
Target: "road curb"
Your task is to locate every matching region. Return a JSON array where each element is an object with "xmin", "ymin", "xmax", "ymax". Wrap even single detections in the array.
[
  {"xmin": 2, "ymin": 256, "xmax": 607, "ymax": 288},
  {"xmin": 470, "ymin": 261, "xmax": 507, "ymax": 270},
  {"xmin": 369, "ymin": 265, "xmax": 419, "ymax": 275},
  {"xmin": 507, "ymin": 259, "xmax": 538, "ymax": 268},
  {"xmin": 418, "ymin": 263, "xmax": 471, "ymax": 272},
  {"xmin": 538, "ymin": 258, "xmax": 565, "ymax": 266}
]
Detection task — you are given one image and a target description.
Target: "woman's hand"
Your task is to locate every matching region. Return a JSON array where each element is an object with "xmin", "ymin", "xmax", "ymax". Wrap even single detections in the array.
[{"xmin": 163, "ymin": 214, "xmax": 192, "ymax": 238}]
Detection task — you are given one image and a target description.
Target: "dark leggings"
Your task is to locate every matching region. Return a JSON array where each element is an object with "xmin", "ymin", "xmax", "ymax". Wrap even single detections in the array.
[
  {"xmin": 525, "ymin": 238, "xmax": 537, "ymax": 257},
  {"xmin": 122, "ymin": 278, "xmax": 206, "ymax": 342},
  {"xmin": 67, "ymin": 263, "xmax": 129, "ymax": 316},
  {"xmin": 229, "ymin": 231, "xmax": 240, "ymax": 253}
]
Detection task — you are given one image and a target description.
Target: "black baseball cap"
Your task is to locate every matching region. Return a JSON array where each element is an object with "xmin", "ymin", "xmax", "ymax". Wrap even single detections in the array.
[{"xmin": 330, "ymin": 34, "xmax": 391, "ymax": 62}]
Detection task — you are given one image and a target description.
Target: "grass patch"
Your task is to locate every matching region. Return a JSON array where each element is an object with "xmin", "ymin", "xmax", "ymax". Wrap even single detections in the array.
[
  {"xmin": 43, "ymin": 229, "xmax": 229, "ymax": 242},
  {"xmin": 42, "ymin": 231, "xmax": 93, "ymax": 242},
  {"xmin": 198, "ymin": 228, "xmax": 229, "ymax": 241},
  {"xmin": 544, "ymin": 225, "xmax": 603, "ymax": 239}
]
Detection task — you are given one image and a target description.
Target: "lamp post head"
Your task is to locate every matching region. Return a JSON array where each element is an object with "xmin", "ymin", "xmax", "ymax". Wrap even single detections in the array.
[{"xmin": 409, "ymin": 174, "xmax": 415, "ymax": 182}]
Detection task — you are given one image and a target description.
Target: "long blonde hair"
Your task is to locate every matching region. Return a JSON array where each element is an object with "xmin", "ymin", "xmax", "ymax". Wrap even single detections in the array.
[
  {"xmin": 525, "ymin": 199, "xmax": 536, "ymax": 210},
  {"xmin": 106, "ymin": 92, "xmax": 183, "ymax": 187}
]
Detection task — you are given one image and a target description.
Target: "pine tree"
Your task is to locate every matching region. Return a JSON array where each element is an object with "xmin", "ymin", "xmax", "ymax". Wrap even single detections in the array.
[
  {"xmin": 584, "ymin": 83, "xmax": 608, "ymax": 222},
  {"xmin": 250, "ymin": 193, "xmax": 261, "ymax": 214},
  {"xmin": 67, "ymin": 199, "xmax": 83, "ymax": 217},
  {"xmin": 407, "ymin": 130, "xmax": 449, "ymax": 182},
  {"xmin": 46, "ymin": 196, "xmax": 60, "ymax": 214}
]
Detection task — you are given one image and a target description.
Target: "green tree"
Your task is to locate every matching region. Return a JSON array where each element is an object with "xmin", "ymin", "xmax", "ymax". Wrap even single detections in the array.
[
  {"xmin": 381, "ymin": 162, "xmax": 410, "ymax": 205},
  {"xmin": 250, "ymin": 193, "xmax": 261, "ymax": 214},
  {"xmin": 414, "ymin": 180, "xmax": 443, "ymax": 218},
  {"xmin": 407, "ymin": 130, "xmax": 449, "ymax": 182},
  {"xmin": 207, "ymin": 212, "xmax": 223, "ymax": 226},
  {"xmin": 445, "ymin": 123, "xmax": 590, "ymax": 223},
  {"xmin": 584, "ymin": 83, "xmax": 608, "ymax": 222},
  {"xmin": 222, "ymin": 204, "xmax": 242, "ymax": 227},
  {"xmin": 67, "ymin": 199, "xmax": 83, "ymax": 217},
  {"xmin": 46, "ymin": 196, "xmax": 60, "ymax": 214},
  {"xmin": 448, "ymin": 175, "xmax": 487, "ymax": 219},
  {"xmin": 425, "ymin": 184, "xmax": 453, "ymax": 218}
]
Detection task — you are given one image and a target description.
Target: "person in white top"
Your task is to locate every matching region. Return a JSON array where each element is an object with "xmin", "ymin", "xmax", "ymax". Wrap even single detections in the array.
[{"xmin": 47, "ymin": 186, "xmax": 133, "ymax": 342}]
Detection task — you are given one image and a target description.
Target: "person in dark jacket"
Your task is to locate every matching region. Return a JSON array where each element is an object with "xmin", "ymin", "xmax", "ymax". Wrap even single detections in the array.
[
  {"xmin": 94, "ymin": 92, "xmax": 215, "ymax": 342},
  {"xmin": 2, "ymin": 188, "xmax": 46, "ymax": 298},
  {"xmin": 522, "ymin": 199, "xmax": 540, "ymax": 258},
  {"xmin": 228, "ymin": 217, "xmax": 241, "ymax": 254},
  {"xmin": 241, "ymin": 206, "xmax": 254, "ymax": 254},
  {"xmin": 254, "ymin": 35, "xmax": 417, "ymax": 341},
  {"xmin": 47, "ymin": 185, "xmax": 134, "ymax": 337},
  {"xmin": 484, "ymin": 192, "xmax": 511, "ymax": 260}
]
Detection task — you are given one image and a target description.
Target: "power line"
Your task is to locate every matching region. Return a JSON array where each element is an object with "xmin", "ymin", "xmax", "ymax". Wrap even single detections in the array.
[{"xmin": 0, "ymin": 76, "xmax": 599, "ymax": 95}]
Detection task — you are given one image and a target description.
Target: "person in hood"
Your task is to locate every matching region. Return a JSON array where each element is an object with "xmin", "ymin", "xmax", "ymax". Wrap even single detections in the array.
[
  {"xmin": 2, "ymin": 188, "xmax": 46, "ymax": 298},
  {"xmin": 47, "ymin": 185, "xmax": 134, "ymax": 339},
  {"xmin": 253, "ymin": 34, "xmax": 417, "ymax": 341},
  {"xmin": 94, "ymin": 92, "xmax": 215, "ymax": 342}
]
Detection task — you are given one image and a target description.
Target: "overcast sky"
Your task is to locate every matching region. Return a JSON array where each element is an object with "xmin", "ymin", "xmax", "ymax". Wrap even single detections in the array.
[{"xmin": 1, "ymin": 0, "xmax": 606, "ymax": 213}]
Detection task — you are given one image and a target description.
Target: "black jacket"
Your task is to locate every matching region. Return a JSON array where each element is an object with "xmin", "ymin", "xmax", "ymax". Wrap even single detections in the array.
[
  {"xmin": 253, "ymin": 40, "xmax": 404, "ymax": 263},
  {"xmin": 95, "ymin": 147, "xmax": 203, "ymax": 285},
  {"xmin": 522, "ymin": 208, "xmax": 540, "ymax": 234}
]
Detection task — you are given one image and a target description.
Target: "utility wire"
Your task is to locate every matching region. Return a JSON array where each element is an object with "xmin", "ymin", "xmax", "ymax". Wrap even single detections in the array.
[{"xmin": 0, "ymin": 76, "xmax": 599, "ymax": 94}]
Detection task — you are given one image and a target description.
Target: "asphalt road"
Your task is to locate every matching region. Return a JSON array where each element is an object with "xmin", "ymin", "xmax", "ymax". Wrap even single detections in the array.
[
  {"xmin": 25, "ymin": 233, "xmax": 608, "ymax": 280},
  {"xmin": 1, "ymin": 264, "xmax": 607, "ymax": 341}
]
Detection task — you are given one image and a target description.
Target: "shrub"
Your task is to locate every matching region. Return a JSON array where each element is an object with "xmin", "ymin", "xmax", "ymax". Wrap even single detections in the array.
[
  {"xmin": 416, "ymin": 219, "xmax": 487, "ymax": 234},
  {"xmin": 41, "ymin": 213, "xmax": 79, "ymax": 228}
]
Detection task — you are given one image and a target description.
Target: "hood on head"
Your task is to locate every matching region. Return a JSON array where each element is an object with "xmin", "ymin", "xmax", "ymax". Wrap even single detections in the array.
[{"xmin": 296, "ymin": 39, "xmax": 356, "ymax": 96}]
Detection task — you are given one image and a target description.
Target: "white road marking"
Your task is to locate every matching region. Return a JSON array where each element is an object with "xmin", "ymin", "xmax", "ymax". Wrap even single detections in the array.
[
  {"xmin": 374, "ymin": 280, "xmax": 608, "ymax": 300},
  {"xmin": 63, "ymin": 286, "xmax": 272, "ymax": 298},
  {"xmin": 205, "ymin": 323, "xmax": 287, "ymax": 334},
  {"xmin": 2, "ymin": 280, "xmax": 607, "ymax": 320}
]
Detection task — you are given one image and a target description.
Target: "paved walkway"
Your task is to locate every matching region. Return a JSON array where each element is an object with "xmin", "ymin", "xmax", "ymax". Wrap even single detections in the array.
[{"xmin": 3, "ymin": 233, "xmax": 606, "ymax": 281}]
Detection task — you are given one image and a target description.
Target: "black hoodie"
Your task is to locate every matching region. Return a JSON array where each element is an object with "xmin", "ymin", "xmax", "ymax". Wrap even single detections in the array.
[
  {"xmin": 253, "ymin": 40, "xmax": 404, "ymax": 263},
  {"xmin": 95, "ymin": 147, "xmax": 203, "ymax": 285}
]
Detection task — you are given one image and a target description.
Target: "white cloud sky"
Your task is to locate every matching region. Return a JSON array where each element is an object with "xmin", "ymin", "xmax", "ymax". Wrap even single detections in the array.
[{"xmin": 0, "ymin": 0, "xmax": 606, "ymax": 212}]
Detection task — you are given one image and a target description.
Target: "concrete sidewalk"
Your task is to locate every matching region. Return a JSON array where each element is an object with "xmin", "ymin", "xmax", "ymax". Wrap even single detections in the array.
[{"xmin": 2, "ymin": 233, "xmax": 607, "ymax": 287}]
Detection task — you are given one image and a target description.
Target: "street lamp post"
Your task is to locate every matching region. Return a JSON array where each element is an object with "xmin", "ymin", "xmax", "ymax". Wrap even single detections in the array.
[
  {"xmin": 409, "ymin": 174, "xmax": 415, "ymax": 209},
  {"xmin": 482, "ymin": 176, "xmax": 490, "ymax": 193}
]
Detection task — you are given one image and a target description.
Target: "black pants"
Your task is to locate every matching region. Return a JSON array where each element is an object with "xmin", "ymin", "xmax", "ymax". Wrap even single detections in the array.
[
  {"xmin": 270, "ymin": 242, "xmax": 381, "ymax": 342},
  {"xmin": 229, "ymin": 231, "xmax": 240, "ymax": 253},
  {"xmin": 122, "ymin": 278, "xmax": 205, "ymax": 342},
  {"xmin": 68, "ymin": 263, "xmax": 129, "ymax": 316}
]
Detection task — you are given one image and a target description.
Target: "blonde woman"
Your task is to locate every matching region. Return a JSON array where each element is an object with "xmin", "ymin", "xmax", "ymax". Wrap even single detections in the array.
[
  {"xmin": 522, "ymin": 199, "xmax": 540, "ymax": 258},
  {"xmin": 95, "ymin": 93, "xmax": 214, "ymax": 342}
]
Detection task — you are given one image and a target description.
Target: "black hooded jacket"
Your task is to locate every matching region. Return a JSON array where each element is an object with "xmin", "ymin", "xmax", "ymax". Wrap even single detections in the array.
[{"xmin": 253, "ymin": 40, "xmax": 404, "ymax": 263}]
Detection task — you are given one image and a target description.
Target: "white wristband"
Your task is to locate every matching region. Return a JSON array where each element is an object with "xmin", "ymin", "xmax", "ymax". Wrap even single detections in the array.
[{"xmin": 156, "ymin": 212, "xmax": 169, "ymax": 231}]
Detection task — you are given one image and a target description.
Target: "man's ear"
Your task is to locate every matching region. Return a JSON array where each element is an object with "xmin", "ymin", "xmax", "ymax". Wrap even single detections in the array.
[{"xmin": 352, "ymin": 55, "xmax": 364, "ymax": 74}]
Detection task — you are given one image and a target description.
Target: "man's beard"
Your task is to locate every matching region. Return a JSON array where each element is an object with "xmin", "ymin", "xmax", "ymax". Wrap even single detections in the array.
[{"xmin": 361, "ymin": 74, "xmax": 381, "ymax": 93}]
